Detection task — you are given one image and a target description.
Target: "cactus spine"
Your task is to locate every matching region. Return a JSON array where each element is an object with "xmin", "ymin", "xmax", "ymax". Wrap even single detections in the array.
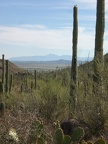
[
  {"xmin": 5, "ymin": 60, "xmax": 9, "ymax": 93},
  {"xmin": 70, "ymin": 5, "xmax": 78, "ymax": 114}
]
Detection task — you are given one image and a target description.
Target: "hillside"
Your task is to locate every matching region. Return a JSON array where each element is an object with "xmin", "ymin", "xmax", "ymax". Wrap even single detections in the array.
[
  {"xmin": 0, "ymin": 59, "xmax": 24, "ymax": 75},
  {"xmin": 104, "ymin": 53, "xmax": 108, "ymax": 63},
  {"xmin": 79, "ymin": 53, "xmax": 108, "ymax": 68},
  {"xmin": 0, "ymin": 53, "xmax": 108, "ymax": 143}
]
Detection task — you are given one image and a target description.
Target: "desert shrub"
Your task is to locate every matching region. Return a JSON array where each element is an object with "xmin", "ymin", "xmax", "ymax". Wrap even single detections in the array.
[
  {"xmin": 27, "ymin": 118, "xmax": 53, "ymax": 143},
  {"xmin": 36, "ymin": 78, "xmax": 69, "ymax": 122}
]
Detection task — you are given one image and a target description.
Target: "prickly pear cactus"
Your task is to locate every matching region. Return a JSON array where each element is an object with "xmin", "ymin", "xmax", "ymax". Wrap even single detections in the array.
[
  {"xmin": 63, "ymin": 135, "xmax": 71, "ymax": 144},
  {"xmin": 86, "ymin": 141, "xmax": 93, "ymax": 144},
  {"xmin": 31, "ymin": 119, "xmax": 44, "ymax": 132},
  {"xmin": 36, "ymin": 137, "xmax": 46, "ymax": 144},
  {"xmin": 94, "ymin": 138, "xmax": 106, "ymax": 144},
  {"xmin": 55, "ymin": 128, "xmax": 72, "ymax": 144},
  {"xmin": 55, "ymin": 128, "xmax": 64, "ymax": 144},
  {"xmin": 55, "ymin": 126, "xmax": 85, "ymax": 144},
  {"xmin": 81, "ymin": 140, "xmax": 88, "ymax": 144},
  {"xmin": 71, "ymin": 127, "xmax": 84, "ymax": 142}
]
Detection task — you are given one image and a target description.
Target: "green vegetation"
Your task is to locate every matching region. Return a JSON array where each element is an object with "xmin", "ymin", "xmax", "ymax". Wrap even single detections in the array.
[
  {"xmin": 0, "ymin": 55, "xmax": 108, "ymax": 143},
  {"xmin": 0, "ymin": 0, "xmax": 108, "ymax": 143}
]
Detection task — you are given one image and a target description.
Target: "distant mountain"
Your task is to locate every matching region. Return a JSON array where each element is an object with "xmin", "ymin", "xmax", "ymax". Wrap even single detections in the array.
[{"xmin": 9, "ymin": 54, "xmax": 93, "ymax": 62}]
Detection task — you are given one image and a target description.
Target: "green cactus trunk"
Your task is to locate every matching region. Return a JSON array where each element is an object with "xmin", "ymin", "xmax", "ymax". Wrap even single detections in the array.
[
  {"xmin": 93, "ymin": 0, "xmax": 105, "ymax": 110},
  {"xmin": 0, "ymin": 102, "xmax": 5, "ymax": 117},
  {"xmin": 0, "ymin": 82, "xmax": 4, "ymax": 100},
  {"xmin": 2, "ymin": 54, "xmax": 5, "ymax": 86},
  {"xmin": 34, "ymin": 70, "xmax": 37, "ymax": 89},
  {"xmin": 26, "ymin": 70, "xmax": 28, "ymax": 87},
  {"xmin": 5, "ymin": 60, "xmax": 9, "ymax": 93},
  {"xmin": 9, "ymin": 74, "xmax": 13, "ymax": 93},
  {"xmin": 2, "ymin": 55, "xmax": 5, "ymax": 94},
  {"xmin": 21, "ymin": 83, "xmax": 23, "ymax": 93},
  {"xmin": 70, "ymin": 5, "xmax": 78, "ymax": 115},
  {"xmin": 31, "ymin": 81, "xmax": 33, "ymax": 90}
]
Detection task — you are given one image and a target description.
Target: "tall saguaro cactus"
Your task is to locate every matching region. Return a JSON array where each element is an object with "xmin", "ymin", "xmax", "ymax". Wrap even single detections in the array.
[
  {"xmin": 0, "ymin": 82, "xmax": 4, "ymax": 95},
  {"xmin": 34, "ymin": 70, "xmax": 37, "ymax": 89},
  {"xmin": 5, "ymin": 60, "xmax": 9, "ymax": 93},
  {"xmin": 2, "ymin": 54, "xmax": 5, "ymax": 92},
  {"xmin": 9, "ymin": 74, "xmax": 13, "ymax": 93},
  {"xmin": 70, "ymin": 5, "xmax": 78, "ymax": 114},
  {"xmin": 93, "ymin": 0, "xmax": 105, "ymax": 96},
  {"xmin": 26, "ymin": 71, "xmax": 28, "ymax": 87}
]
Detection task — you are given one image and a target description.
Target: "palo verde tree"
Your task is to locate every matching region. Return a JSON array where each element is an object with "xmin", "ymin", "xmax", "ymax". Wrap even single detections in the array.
[
  {"xmin": 70, "ymin": 5, "xmax": 78, "ymax": 116},
  {"xmin": 93, "ymin": 0, "xmax": 105, "ymax": 112}
]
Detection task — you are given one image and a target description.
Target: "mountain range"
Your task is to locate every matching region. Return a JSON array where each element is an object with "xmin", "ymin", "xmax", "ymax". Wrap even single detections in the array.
[{"xmin": 9, "ymin": 54, "xmax": 93, "ymax": 62}]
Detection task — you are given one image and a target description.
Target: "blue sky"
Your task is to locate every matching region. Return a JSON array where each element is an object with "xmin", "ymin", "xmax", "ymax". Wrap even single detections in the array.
[{"xmin": 0, "ymin": 0, "xmax": 108, "ymax": 59}]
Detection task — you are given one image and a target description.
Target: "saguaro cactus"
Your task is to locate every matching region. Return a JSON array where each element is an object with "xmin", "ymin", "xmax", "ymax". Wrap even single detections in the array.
[
  {"xmin": 26, "ymin": 71, "xmax": 28, "ymax": 87},
  {"xmin": 2, "ymin": 55, "xmax": 5, "ymax": 94},
  {"xmin": 93, "ymin": 0, "xmax": 105, "ymax": 107},
  {"xmin": 5, "ymin": 60, "xmax": 9, "ymax": 93},
  {"xmin": 21, "ymin": 83, "xmax": 23, "ymax": 93},
  {"xmin": 93, "ymin": 0, "xmax": 105, "ymax": 113},
  {"xmin": 0, "ymin": 82, "xmax": 4, "ymax": 95},
  {"xmin": 9, "ymin": 74, "xmax": 13, "ymax": 93},
  {"xmin": 34, "ymin": 70, "xmax": 37, "ymax": 89},
  {"xmin": 70, "ymin": 5, "xmax": 78, "ymax": 114},
  {"xmin": 31, "ymin": 81, "xmax": 33, "ymax": 90},
  {"xmin": 0, "ymin": 102, "xmax": 5, "ymax": 117},
  {"xmin": 2, "ymin": 54, "xmax": 5, "ymax": 86}
]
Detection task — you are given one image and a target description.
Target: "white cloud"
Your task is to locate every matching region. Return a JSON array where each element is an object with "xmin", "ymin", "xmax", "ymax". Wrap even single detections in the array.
[
  {"xmin": 0, "ymin": 25, "xmax": 71, "ymax": 49},
  {"xmin": 0, "ymin": 2, "xmax": 44, "ymax": 7},
  {"xmin": 79, "ymin": 15, "xmax": 96, "ymax": 21},
  {"xmin": 18, "ymin": 24, "xmax": 47, "ymax": 30},
  {"xmin": 0, "ymin": 24, "xmax": 107, "ymax": 58}
]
